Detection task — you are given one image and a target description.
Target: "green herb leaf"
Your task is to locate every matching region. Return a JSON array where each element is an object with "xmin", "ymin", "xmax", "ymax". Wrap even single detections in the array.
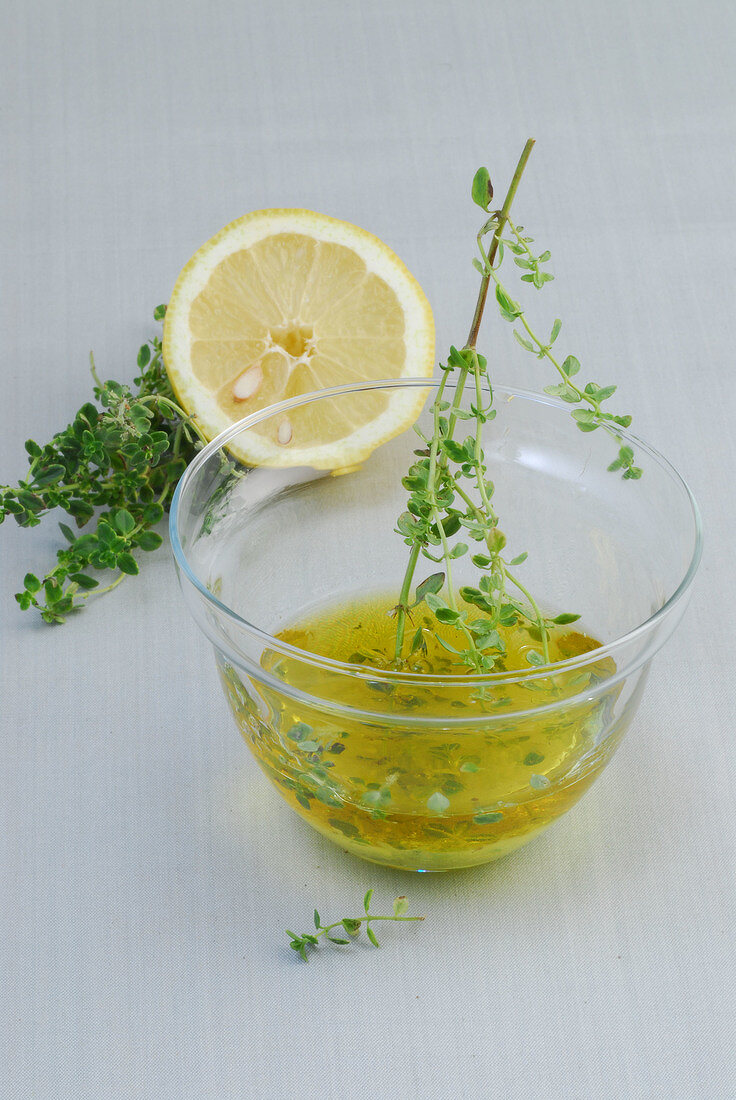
[
  {"xmin": 69, "ymin": 573, "xmax": 98, "ymax": 590},
  {"xmin": 495, "ymin": 284, "xmax": 521, "ymax": 320},
  {"xmin": 424, "ymin": 591, "xmax": 447, "ymax": 613},
  {"xmin": 436, "ymin": 607, "xmax": 461, "ymax": 624},
  {"xmin": 427, "ymin": 791, "xmax": 451, "ymax": 813},
  {"xmin": 114, "ymin": 509, "xmax": 136, "ymax": 536},
  {"xmin": 142, "ymin": 502, "xmax": 164, "ymax": 525},
  {"xmin": 393, "ymin": 896, "xmax": 409, "ymax": 917},
  {"xmin": 513, "ymin": 330, "xmax": 535, "ymax": 352},
  {"xmin": 136, "ymin": 531, "xmax": 163, "ymax": 552},
  {"xmin": 414, "ymin": 573, "xmax": 445, "ymax": 606},
  {"xmin": 287, "ymin": 722, "xmax": 312, "ymax": 741},
  {"xmin": 471, "ymin": 167, "xmax": 493, "ymax": 211},
  {"xmin": 442, "ymin": 439, "xmax": 469, "ymax": 463},
  {"xmin": 116, "ymin": 553, "xmax": 139, "ymax": 576},
  {"xmin": 34, "ymin": 465, "xmax": 65, "ymax": 487},
  {"xmin": 449, "ymin": 542, "xmax": 468, "ymax": 559}
]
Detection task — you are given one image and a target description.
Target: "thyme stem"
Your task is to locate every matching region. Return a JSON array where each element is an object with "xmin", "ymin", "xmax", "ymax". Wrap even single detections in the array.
[
  {"xmin": 503, "ymin": 567, "xmax": 550, "ymax": 664},
  {"xmin": 466, "ymin": 138, "xmax": 535, "ymax": 349},
  {"xmin": 392, "ymin": 541, "xmax": 421, "ymax": 661}
]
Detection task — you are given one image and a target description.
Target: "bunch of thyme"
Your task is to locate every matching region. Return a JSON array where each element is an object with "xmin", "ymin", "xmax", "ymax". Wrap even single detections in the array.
[
  {"xmin": 0, "ymin": 306, "xmax": 205, "ymax": 622},
  {"xmin": 392, "ymin": 139, "xmax": 640, "ymax": 672}
]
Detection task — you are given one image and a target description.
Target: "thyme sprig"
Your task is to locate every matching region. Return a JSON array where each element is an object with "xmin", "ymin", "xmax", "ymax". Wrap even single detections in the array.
[
  {"xmin": 482, "ymin": 217, "xmax": 641, "ymax": 479},
  {"xmin": 1, "ymin": 306, "xmax": 204, "ymax": 622},
  {"xmin": 286, "ymin": 890, "xmax": 424, "ymax": 961},
  {"xmin": 392, "ymin": 139, "xmax": 639, "ymax": 671}
]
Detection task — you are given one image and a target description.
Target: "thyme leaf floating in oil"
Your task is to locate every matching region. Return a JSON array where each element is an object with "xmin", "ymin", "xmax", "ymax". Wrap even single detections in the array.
[{"xmin": 286, "ymin": 890, "xmax": 424, "ymax": 961}]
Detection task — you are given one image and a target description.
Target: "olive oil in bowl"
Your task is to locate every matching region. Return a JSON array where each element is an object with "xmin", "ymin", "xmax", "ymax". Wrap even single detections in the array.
[{"xmin": 218, "ymin": 592, "xmax": 624, "ymax": 871}]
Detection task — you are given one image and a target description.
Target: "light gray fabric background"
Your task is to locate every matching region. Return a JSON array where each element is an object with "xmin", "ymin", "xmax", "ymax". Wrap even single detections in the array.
[{"xmin": 1, "ymin": 2, "xmax": 734, "ymax": 1098}]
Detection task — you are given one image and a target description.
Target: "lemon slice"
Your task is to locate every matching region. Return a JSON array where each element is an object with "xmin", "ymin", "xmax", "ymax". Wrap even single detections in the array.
[{"xmin": 162, "ymin": 208, "xmax": 435, "ymax": 468}]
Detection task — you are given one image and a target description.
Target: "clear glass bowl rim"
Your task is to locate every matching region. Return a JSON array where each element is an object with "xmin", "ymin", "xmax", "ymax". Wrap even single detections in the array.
[{"xmin": 170, "ymin": 377, "xmax": 703, "ymax": 691}]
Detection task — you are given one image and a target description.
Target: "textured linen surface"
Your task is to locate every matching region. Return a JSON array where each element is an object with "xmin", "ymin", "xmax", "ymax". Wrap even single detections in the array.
[{"xmin": 1, "ymin": 2, "xmax": 734, "ymax": 1098}]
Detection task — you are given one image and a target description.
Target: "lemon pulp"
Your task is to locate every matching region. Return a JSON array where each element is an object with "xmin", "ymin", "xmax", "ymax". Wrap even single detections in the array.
[{"xmin": 163, "ymin": 210, "xmax": 435, "ymax": 468}]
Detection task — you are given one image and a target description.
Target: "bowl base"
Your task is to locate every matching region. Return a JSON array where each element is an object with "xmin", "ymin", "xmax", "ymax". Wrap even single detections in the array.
[{"xmin": 314, "ymin": 818, "xmax": 550, "ymax": 871}]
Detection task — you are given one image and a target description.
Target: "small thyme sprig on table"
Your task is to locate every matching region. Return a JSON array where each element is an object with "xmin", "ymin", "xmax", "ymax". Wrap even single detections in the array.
[
  {"xmin": 392, "ymin": 138, "xmax": 640, "ymax": 672},
  {"xmin": 0, "ymin": 306, "xmax": 206, "ymax": 622},
  {"xmin": 286, "ymin": 890, "xmax": 424, "ymax": 961}
]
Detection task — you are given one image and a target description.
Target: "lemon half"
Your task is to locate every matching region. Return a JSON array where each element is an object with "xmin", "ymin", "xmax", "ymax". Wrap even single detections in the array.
[{"xmin": 162, "ymin": 209, "xmax": 435, "ymax": 468}]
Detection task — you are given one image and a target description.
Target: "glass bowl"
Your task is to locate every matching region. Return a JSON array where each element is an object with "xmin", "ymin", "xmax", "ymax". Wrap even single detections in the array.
[{"xmin": 169, "ymin": 379, "xmax": 702, "ymax": 871}]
